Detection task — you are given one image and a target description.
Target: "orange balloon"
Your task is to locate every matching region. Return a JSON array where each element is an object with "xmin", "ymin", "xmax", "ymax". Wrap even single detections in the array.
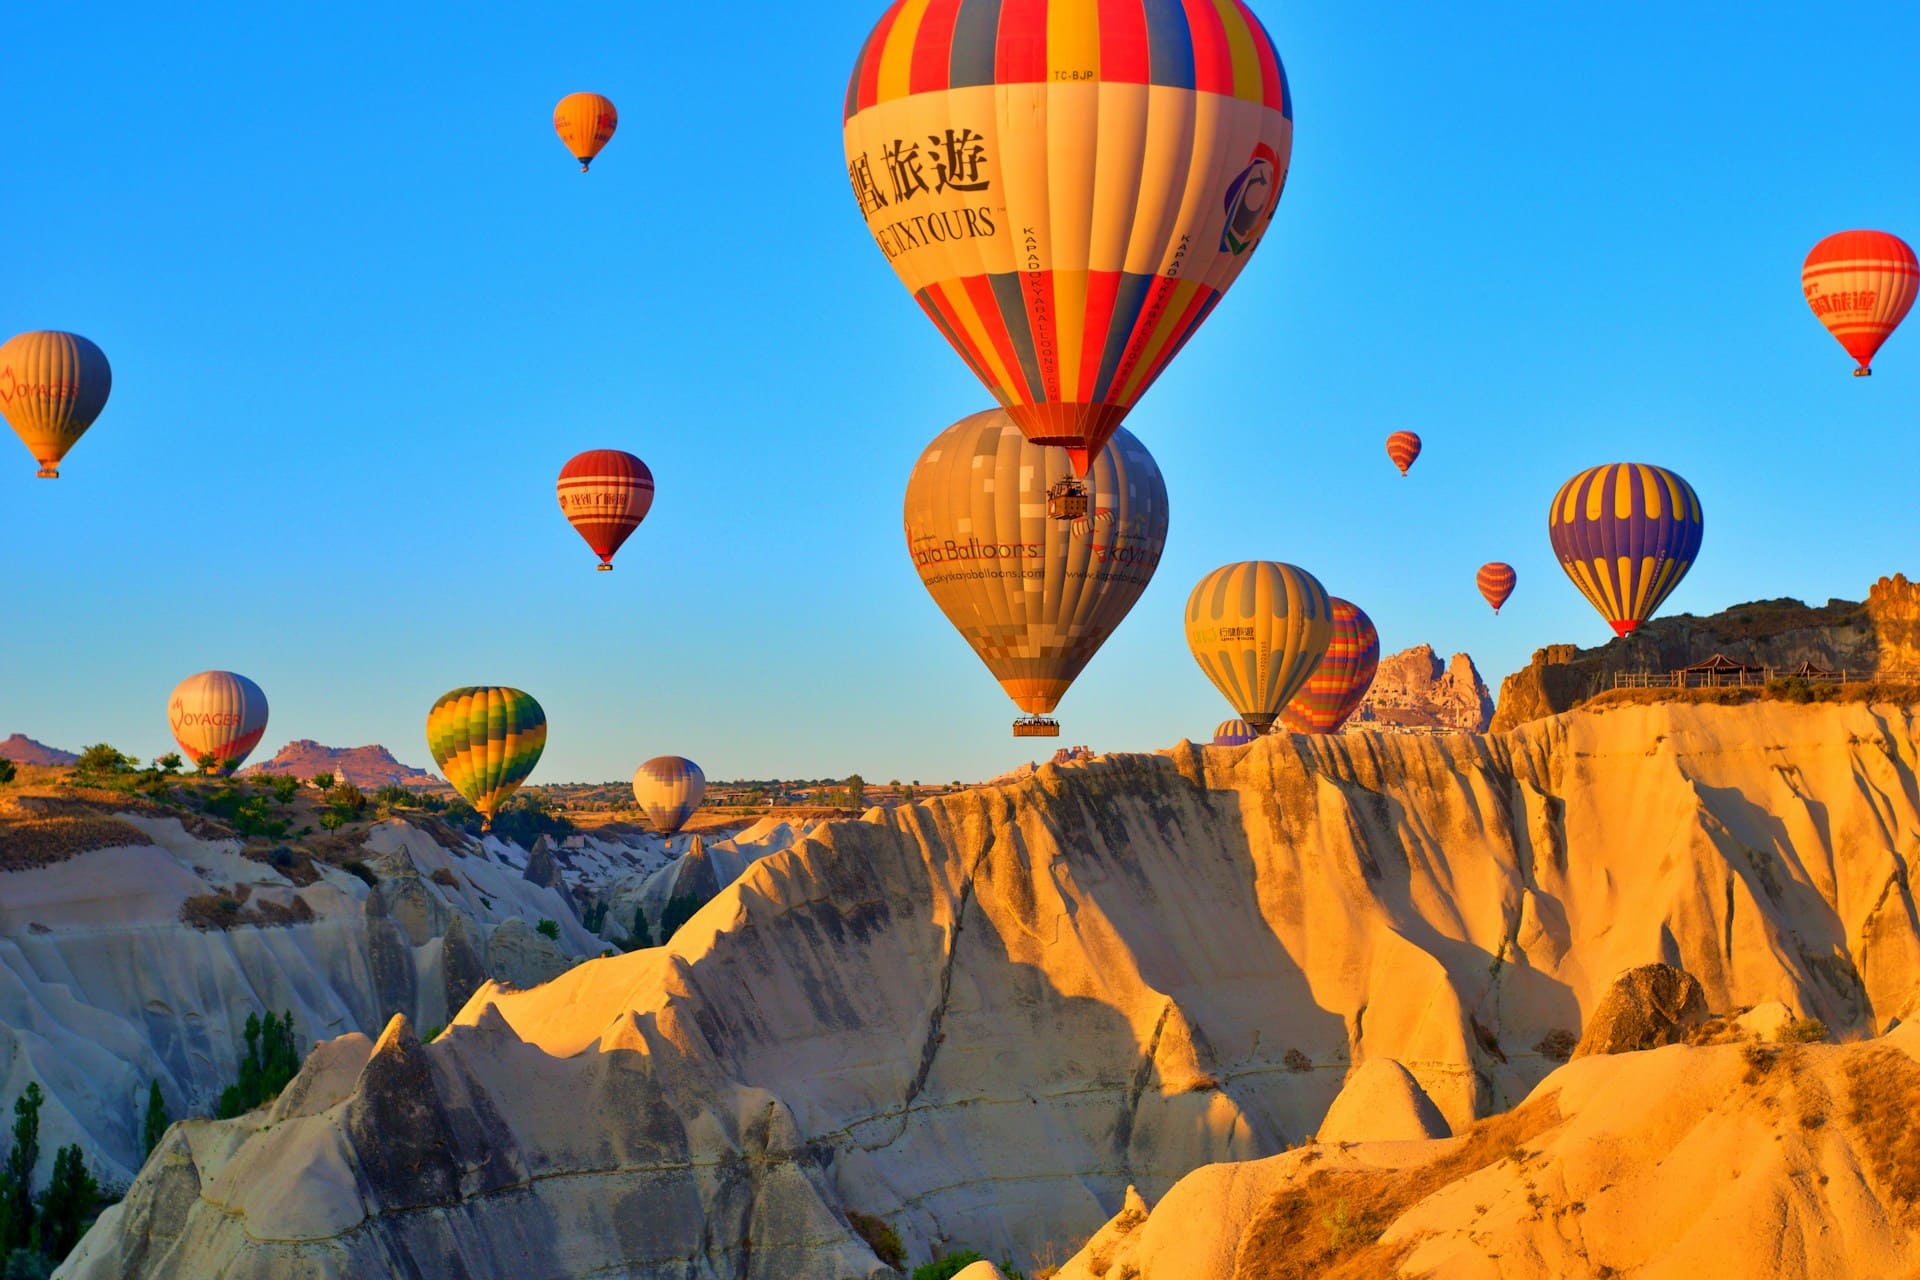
[
  {"xmin": 1385, "ymin": 431, "xmax": 1421, "ymax": 477},
  {"xmin": 1477, "ymin": 563, "xmax": 1516, "ymax": 614},
  {"xmin": 554, "ymin": 93, "xmax": 618, "ymax": 172},
  {"xmin": 1802, "ymin": 231, "xmax": 1916, "ymax": 375}
]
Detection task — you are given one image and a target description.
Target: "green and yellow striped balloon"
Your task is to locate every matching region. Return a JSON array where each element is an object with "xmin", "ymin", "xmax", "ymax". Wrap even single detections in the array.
[
  {"xmin": 425, "ymin": 687, "xmax": 546, "ymax": 826},
  {"xmin": 1185, "ymin": 562, "xmax": 1333, "ymax": 732}
]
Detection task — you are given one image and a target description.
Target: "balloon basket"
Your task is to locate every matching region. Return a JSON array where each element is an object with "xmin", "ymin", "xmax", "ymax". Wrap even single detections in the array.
[
  {"xmin": 1013, "ymin": 716, "xmax": 1060, "ymax": 738},
  {"xmin": 1854, "ymin": 367, "xmax": 1872, "ymax": 377},
  {"xmin": 596, "ymin": 563, "xmax": 613, "ymax": 572},
  {"xmin": 35, "ymin": 468, "xmax": 58, "ymax": 479},
  {"xmin": 1046, "ymin": 478, "xmax": 1089, "ymax": 521}
]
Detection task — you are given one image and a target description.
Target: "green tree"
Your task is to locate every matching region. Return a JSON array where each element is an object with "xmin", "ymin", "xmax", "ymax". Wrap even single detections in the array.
[
  {"xmin": 844, "ymin": 774, "xmax": 865, "ymax": 808},
  {"xmin": 660, "ymin": 893, "xmax": 704, "ymax": 940},
  {"xmin": 0, "ymin": 761, "xmax": 14, "ymax": 787},
  {"xmin": 216, "ymin": 1011, "xmax": 303, "ymax": 1119},
  {"xmin": 2, "ymin": 1249, "xmax": 51, "ymax": 1280},
  {"xmin": 195, "ymin": 752, "xmax": 221, "ymax": 774},
  {"xmin": 629, "ymin": 907, "xmax": 655, "ymax": 950},
  {"xmin": 142, "ymin": 1081, "xmax": 169, "ymax": 1157},
  {"xmin": 536, "ymin": 918, "xmax": 560, "ymax": 941},
  {"xmin": 3, "ymin": 1084, "xmax": 43, "ymax": 1252},
  {"xmin": 270, "ymin": 776, "xmax": 300, "ymax": 805},
  {"xmin": 912, "ymin": 1252, "xmax": 985, "ymax": 1280},
  {"xmin": 309, "ymin": 772, "xmax": 335, "ymax": 792},
  {"xmin": 36, "ymin": 1144, "xmax": 99, "ymax": 1260},
  {"xmin": 154, "ymin": 753, "xmax": 184, "ymax": 775},
  {"xmin": 75, "ymin": 744, "xmax": 137, "ymax": 776}
]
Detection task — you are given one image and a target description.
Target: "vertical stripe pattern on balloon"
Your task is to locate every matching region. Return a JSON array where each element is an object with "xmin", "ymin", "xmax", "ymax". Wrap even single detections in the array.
[
  {"xmin": 0, "ymin": 330, "xmax": 112, "ymax": 477},
  {"xmin": 168, "ymin": 671, "xmax": 270, "ymax": 773},
  {"xmin": 1212, "ymin": 718, "xmax": 1259, "ymax": 745},
  {"xmin": 1276, "ymin": 598, "xmax": 1379, "ymax": 733},
  {"xmin": 1547, "ymin": 464, "xmax": 1703, "ymax": 637},
  {"xmin": 425, "ymin": 687, "xmax": 547, "ymax": 822},
  {"xmin": 1184, "ymin": 561, "xmax": 1333, "ymax": 731}
]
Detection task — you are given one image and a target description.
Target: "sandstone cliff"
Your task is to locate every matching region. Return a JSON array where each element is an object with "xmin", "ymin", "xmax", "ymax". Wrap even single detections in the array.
[
  {"xmin": 61, "ymin": 698, "xmax": 1920, "ymax": 1278},
  {"xmin": 241, "ymin": 740, "xmax": 443, "ymax": 789},
  {"xmin": 1352, "ymin": 646, "xmax": 1493, "ymax": 732},
  {"xmin": 0, "ymin": 734, "xmax": 78, "ymax": 766}
]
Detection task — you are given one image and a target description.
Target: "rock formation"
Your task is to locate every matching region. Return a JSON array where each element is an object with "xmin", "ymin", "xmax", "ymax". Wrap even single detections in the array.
[
  {"xmin": 241, "ymin": 740, "xmax": 443, "ymax": 789},
  {"xmin": 1351, "ymin": 646, "xmax": 1494, "ymax": 732},
  {"xmin": 1572, "ymin": 963, "xmax": 1708, "ymax": 1057},
  {"xmin": 61, "ymin": 697, "xmax": 1920, "ymax": 1278},
  {"xmin": 0, "ymin": 734, "xmax": 78, "ymax": 765}
]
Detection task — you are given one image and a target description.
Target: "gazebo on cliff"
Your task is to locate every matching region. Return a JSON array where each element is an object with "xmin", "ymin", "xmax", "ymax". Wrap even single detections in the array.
[{"xmin": 1674, "ymin": 654, "xmax": 1765, "ymax": 687}]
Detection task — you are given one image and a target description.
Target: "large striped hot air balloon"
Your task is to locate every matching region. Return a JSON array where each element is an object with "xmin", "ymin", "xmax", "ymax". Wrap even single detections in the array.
[
  {"xmin": 1477, "ymin": 563, "xmax": 1516, "ymax": 614},
  {"xmin": 1185, "ymin": 562, "xmax": 1332, "ymax": 733},
  {"xmin": 1277, "ymin": 598, "xmax": 1379, "ymax": 734},
  {"xmin": 844, "ymin": 1, "xmax": 1293, "ymax": 480},
  {"xmin": 0, "ymin": 330, "xmax": 112, "ymax": 478},
  {"xmin": 1385, "ymin": 431, "xmax": 1421, "ymax": 477},
  {"xmin": 425, "ymin": 687, "xmax": 546, "ymax": 827},
  {"xmin": 168, "ymin": 671, "xmax": 269, "ymax": 774},
  {"xmin": 1802, "ymin": 231, "xmax": 1916, "ymax": 376},
  {"xmin": 557, "ymin": 450, "xmax": 655, "ymax": 570},
  {"xmin": 1548, "ymin": 464, "xmax": 1704, "ymax": 638},
  {"xmin": 554, "ymin": 93, "xmax": 618, "ymax": 172},
  {"xmin": 1212, "ymin": 718, "xmax": 1259, "ymax": 746},
  {"xmin": 632, "ymin": 756, "xmax": 705, "ymax": 836},
  {"xmin": 905, "ymin": 409, "xmax": 1168, "ymax": 737}
]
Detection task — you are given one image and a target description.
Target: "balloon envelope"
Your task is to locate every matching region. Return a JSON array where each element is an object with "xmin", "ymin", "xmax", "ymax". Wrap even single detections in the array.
[
  {"xmin": 558, "ymin": 449, "xmax": 654, "ymax": 569},
  {"xmin": 1212, "ymin": 718, "xmax": 1259, "ymax": 746},
  {"xmin": 1385, "ymin": 431, "xmax": 1421, "ymax": 477},
  {"xmin": 0, "ymin": 330, "xmax": 111, "ymax": 478},
  {"xmin": 426, "ymin": 687, "xmax": 546, "ymax": 825},
  {"xmin": 845, "ymin": 1, "xmax": 1293, "ymax": 474},
  {"xmin": 168, "ymin": 671, "xmax": 269, "ymax": 773},
  {"xmin": 1185, "ymin": 562, "xmax": 1332, "ymax": 732},
  {"xmin": 1477, "ymin": 563, "xmax": 1517, "ymax": 614},
  {"xmin": 632, "ymin": 756, "xmax": 706, "ymax": 836},
  {"xmin": 1802, "ymin": 231, "xmax": 1916, "ymax": 374},
  {"xmin": 1549, "ymin": 464, "xmax": 1703, "ymax": 637},
  {"xmin": 904, "ymin": 409, "xmax": 1168, "ymax": 722},
  {"xmin": 554, "ymin": 93, "xmax": 618, "ymax": 170},
  {"xmin": 1277, "ymin": 599, "xmax": 1379, "ymax": 734}
]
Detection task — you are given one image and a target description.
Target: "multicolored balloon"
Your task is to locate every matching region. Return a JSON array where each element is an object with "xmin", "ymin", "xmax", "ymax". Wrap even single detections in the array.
[
  {"xmin": 632, "ymin": 756, "xmax": 705, "ymax": 836},
  {"xmin": 0, "ymin": 330, "xmax": 112, "ymax": 479},
  {"xmin": 1385, "ymin": 431, "xmax": 1421, "ymax": 477},
  {"xmin": 168, "ymin": 671, "xmax": 268, "ymax": 774},
  {"xmin": 1277, "ymin": 599, "xmax": 1379, "ymax": 734},
  {"xmin": 1476, "ymin": 563, "xmax": 1516, "ymax": 614},
  {"xmin": 1185, "ymin": 562, "xmax": 1332, "ymax": 733},
  {"xmin": 845, "ymin": 1, "xmax": 1293, "ymax": 476},
  {"xmin": 554, "ymin": 93, "xmax": 618, "ymax": 172},
  {"xmin": 557, "ymin": 450, "xmax": 655, "ymax": 570},
  {"xmin": 1549, "ymin": 464, "xmax": 1703, "ymax": 637},
  {"xmin": 905, "ymin": 409, "xmax": 1168, "ymax": 734},
  {"xmin": 1802, "ymin": 231, "xmax": 1916, "ymax": 376},
  {"xmin": 1212, "ymin": 719, "xmax": 1259, "ymax": 746},
  {"xmin": 426, "ymin": 687, "xmax": 546, "ymax": 827}
]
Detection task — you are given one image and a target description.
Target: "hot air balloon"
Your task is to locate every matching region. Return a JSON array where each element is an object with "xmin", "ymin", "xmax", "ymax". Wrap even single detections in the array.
[
  {"xmin": 425, "ymin": 687, "xmax": 546, "ymax": 827},
  {"xmin": 844, "ymin": 1, "xmax": 1293, "ymax": 498},
  {"xmin": 168, "ymin": 671, "xmax": 269, "ymax": 774},
  {"xmin": 558, "ymin": 450, "xmax": 654, "ymax": 570},
  {"xmin": 904, "ymin": 409, "xmax": 1168, "ymax": 737},
  {"xmin": 1212, "ymin": 718, "xmax": 1259, "ymax": 746},
  {"xmin": 1277, "ymin": 599, "xmax": 1379, "ymax": 734},
  {"xmin": 1802, "ymin": 231, "xmax": 1916, "ymax": 375},
  {"xmin": 1477, "ymin": 563, "xmax": 1516, "ymax": 614},
  {"xmin": 1385, "ymin": 432, "xmax": 1421, "ymax": 477},
  {"xmin": 1185, "ymin": 562, "xmax": 1332, "ymax": 733},
  {"xmin": 1549, "ymin": 464, "xmax": 1703, "ymax": 637},
  {"xmin": 554, "ymin": 93, "xmax": 618, "ymax": 172},
  {"xmin": 1, "ymin": 331, "xmax": 111, "ymax": 479},
  {"xmin": 632, "ymin": 756, "xmax": 705, "ymax": 836}
]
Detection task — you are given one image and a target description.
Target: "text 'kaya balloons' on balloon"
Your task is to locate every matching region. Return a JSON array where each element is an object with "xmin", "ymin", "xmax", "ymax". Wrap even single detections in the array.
[
  {"xmin": 1549, "ymin": 464, "xmax": 1703, "ymax": 637},
  {"xmin": 633, "ymin": 756, "xmax": 705, "ymax": 836},
  {"xmin": 1185, "ymin": 561, "xmax": 1332, "ymax": 733},
  {"xmin": 844, "ymin": 1, "xmax": 1293, "ymax": 476},
  {"xmin": 426, "ymin": 687, "xmax": 546, "ymax": 827},
  {"xmin": 554, "ymin": 93, "xmax": 618, "ymax": 172},
  {"xmin": 169, "ymin": 671, "xmax": 269, "ymax": 773},
  {"xmin": 1802, "ymin": 231, "xmax": 1916, "ymax": 376},
  {"xmin": 558, "ymin": 450, "xmax": 654, "ymax": 570},
  {"xmin": 904, "ymin": 409, "xmax": 1168, "ymax": 736},
  {"xmin": 1277, "ymin": 598, "xmax": 1379, "ymax": 734},
  {"xmin": 1, "ymin": 330, "xmax": 112, "ymax": 479}
]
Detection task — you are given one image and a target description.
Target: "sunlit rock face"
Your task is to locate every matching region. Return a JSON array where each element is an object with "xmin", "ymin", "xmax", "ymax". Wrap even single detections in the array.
[
  {"xmin": 64, "ymin": 699, "xmax": 1920, "ymax": 1279},
  {"xmin": 1351, "ymin": 645, "xmax": 1494, "ymax": 733}
]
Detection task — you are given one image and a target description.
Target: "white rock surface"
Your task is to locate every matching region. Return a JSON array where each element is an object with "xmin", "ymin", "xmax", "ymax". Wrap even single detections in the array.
[{"xmin": 1317, "ymin": 1059, "xmax": 1451, "ymax": 1144}]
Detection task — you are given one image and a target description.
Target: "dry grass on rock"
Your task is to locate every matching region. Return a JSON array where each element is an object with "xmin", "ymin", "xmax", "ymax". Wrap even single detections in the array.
[{"xmin": 1844, "ymin": 1046, "xmax": 1920, "ymax": 1211}]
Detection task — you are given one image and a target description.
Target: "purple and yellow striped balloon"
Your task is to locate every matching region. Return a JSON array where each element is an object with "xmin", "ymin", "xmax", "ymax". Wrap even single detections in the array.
[
  {"xmin": 1277, "ymin": 599, "xmax": 1379, "ymax": 734},
  {"xmin": 1212, "ymin": 718, "xmax": 1259, "ymax": 746},
  {"xmin": 1548, "ymin": 463, "xmax": 1703, "ymax": 637}
]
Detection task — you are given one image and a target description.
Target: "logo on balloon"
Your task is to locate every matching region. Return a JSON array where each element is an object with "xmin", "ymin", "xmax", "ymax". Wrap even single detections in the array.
[{"xmin": 1220, "ymin": 144, "xmax": 1281, "ymax": 256}]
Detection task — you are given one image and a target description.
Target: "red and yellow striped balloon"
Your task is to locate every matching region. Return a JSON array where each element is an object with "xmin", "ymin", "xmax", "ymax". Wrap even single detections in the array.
[
  {"xmin": 554, "ymin": 93, "xmax": 618, "ymax": 172},
  {"xmin": 1385, "ymin": 431, "xmax": 1421, "ymax": 477},
  {"xmin": 557, "ymin": 450, "xmax": 654, "ymax": 570},
  {"xmin": 0, "ymin": 330, "xmax": 112, "ymax": 478},
  {"xmin": 1802, "ymin": 231, "xmax": 1916, "ymax": 375},
  {"xmin": 1476, "ymin": 563, "xmax": 1516, "ymax": 614},
  {"xmin": 844, "ymin": 0, "xmax": 1293, "ymax": 476},
  {"xmin": 1277, "ymin": 598, "xmax": 1379, "ymax": 734}
]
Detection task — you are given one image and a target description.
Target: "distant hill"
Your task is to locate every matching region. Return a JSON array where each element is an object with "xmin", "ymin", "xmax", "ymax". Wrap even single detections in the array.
[
  {"xmin": 242, "ymin": 740, "xmax": 443, "ymax": 789},
  {"xmin": 0, "ymin": 734, "xmax": 78, "ymax": 766}
]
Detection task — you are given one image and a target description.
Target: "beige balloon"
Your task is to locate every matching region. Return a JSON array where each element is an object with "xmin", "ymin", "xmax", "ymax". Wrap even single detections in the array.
[
  {"xmin": 0, "ymin": 330, "xmax": 112, "ymax": 478},
  {"xmin": 1185, "ymin": 562, "xmax": 1333, "ymax": 732}
]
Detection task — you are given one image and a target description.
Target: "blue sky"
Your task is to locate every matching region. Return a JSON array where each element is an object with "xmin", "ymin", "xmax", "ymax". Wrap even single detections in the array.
[{"xmin": 3, "ymin": 1, "xmax": 1917, "ymax": 783}]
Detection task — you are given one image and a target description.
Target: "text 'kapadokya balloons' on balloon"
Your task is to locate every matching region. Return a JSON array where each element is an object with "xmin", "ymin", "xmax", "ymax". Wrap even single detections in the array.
[
  {"xmin": 844, "ymin": 1, "xmax": 1293, "ymax": 481},
  {"xmin": 1549, "ymin": 464, "xmax": 1703, "ymax": 637},
  {"xmin": 633, "ymin": 756, "xmax": 705, "ymax": 836},
  {"xmin": 1185, "ymin": 562, "xmax": 1333, "ymax": 733},
  {"xmin": 1386, "ymin": 431, "xmax": 1421, "ymax": 477},
  {"xmin": 169, "ymin": 671, "xmax": 269, "ymax": 774},
  {"xmin": 426, "ymin": 687, "xmax": 546, "ymax": 828},
  {"xmin": 1212, "ymin": 718, "xmax": 1260, "ymax": 746},
  {"xmin": 1802, "ymin": 231, "xmax": 1916, "ymax": 376},
  {"xmin": 558, "ymin": 450, "xmax": 654, "ymax": 570},
  {"xmin": 1, "ymin": 331, "xmax": 112, "ymax": 479},
  {"xmin": 554, "ymin": 93, "xmax": 618, "ymax": 172},
  {"xmin": 1277, "ymin": 598, "xmax": 1379, "ymax": 734},
  {"xmin": 904, "ymin": 408, "xmax": 1169, "ymax": 738},
  {"xmin": 1477, "ymin": 563, "xmax": 1516, "ymax": 614}
]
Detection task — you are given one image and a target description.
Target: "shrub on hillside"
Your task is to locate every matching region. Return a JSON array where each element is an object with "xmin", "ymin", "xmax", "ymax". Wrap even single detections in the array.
[
  {"xmin": 1778, "ymin": 1017, "xmax": 1830, "ymax": 1044},
  {"xmin": 847, "ymin": 1210, "xmax": 905, "ymax": 1269},
  {"xmin": 0, "ymin": 761, "xmax": 15, "ymax": 787},
  {"xmin": 74, "ymin": 744, "xmax": 138, "ymax": 777}
]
